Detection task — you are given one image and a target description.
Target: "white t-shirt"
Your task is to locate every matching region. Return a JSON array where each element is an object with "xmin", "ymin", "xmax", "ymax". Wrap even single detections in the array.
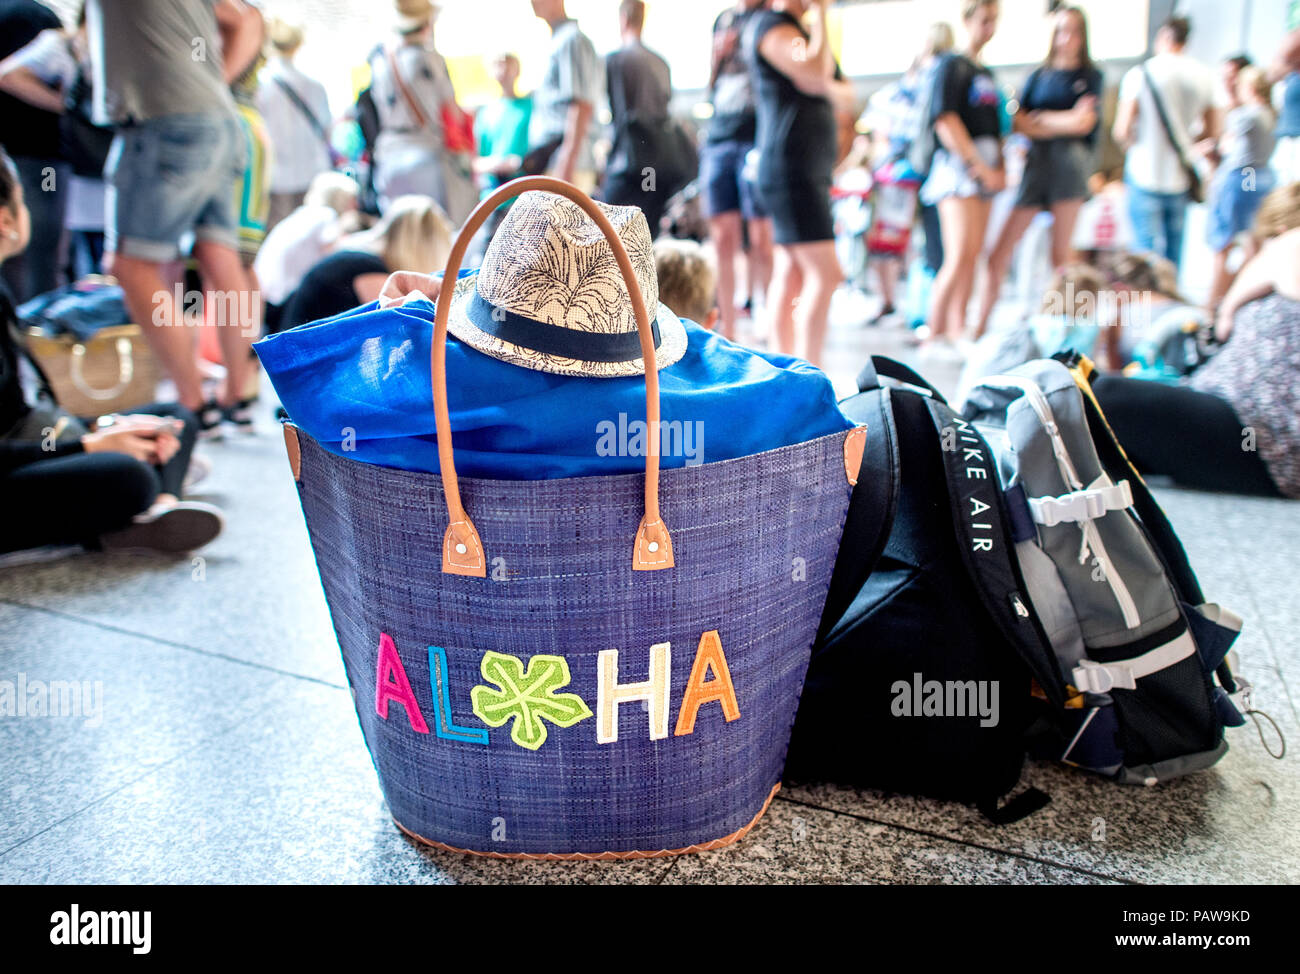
[
  {"xmin": 255, "ymin": 58, "xmax": 333, "ymax": 195},
  {"xmin": 1119, "ymin": 52, "xmax": 1215, "ymax": 193},
  {"xmin": 253, "ymin": 205, "xmax": 340, "ymax": 306}
]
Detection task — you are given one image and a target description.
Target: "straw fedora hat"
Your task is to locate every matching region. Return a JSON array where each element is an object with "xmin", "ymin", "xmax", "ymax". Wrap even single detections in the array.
[
  {"xmin": 394, "ymin": 0, "xmax": 437, "ymax": 32},
  {"xmin": 444, "ymin": 192, "xmax": 688, "ymax": 378}
]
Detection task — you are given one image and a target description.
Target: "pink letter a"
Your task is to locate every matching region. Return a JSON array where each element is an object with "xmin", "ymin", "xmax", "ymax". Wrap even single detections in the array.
[{"xmin": 375, "ymin": 633, "xmax": 430, "ymax": 733}]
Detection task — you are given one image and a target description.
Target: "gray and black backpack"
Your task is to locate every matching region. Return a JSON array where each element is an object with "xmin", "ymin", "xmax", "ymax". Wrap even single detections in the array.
[{"xmin": 788, "ymin": 355, "xmax": 1269, "ymax": 821}]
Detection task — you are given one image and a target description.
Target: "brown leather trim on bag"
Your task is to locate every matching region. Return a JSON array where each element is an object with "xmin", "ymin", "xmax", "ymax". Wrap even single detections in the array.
[
  {"xmin": 442, "ymin": 518, "xmax": 487, "ymax": 578},
  {"xmin": 393, "ymin": 782, "xmax": 780, "ymax": 860},
  {"xmin": 283, "ymin": 423, "xmax": 302, "ymax": 481},
  {"xmin": 843, "ymin": 425, "xmax": 867, "ymax": 486},
  {"xmin": 432, "ymin": 175, "xmax": 673, "ymax": 576},
  {"xmin": 633, "ymin": 516, "xmax": 674, "ymax": 570}
]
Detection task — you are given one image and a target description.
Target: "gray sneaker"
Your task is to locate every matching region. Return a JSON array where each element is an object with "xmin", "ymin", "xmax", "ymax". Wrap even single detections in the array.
[{"xmin": 99, "ymin": 502, "xmax": 225, "ymax": 553}]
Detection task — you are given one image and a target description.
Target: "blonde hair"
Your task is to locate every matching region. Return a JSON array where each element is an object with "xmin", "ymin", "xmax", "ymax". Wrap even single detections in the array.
[
  {"xmin": 923, "ymin": 21, "xmax": 955, "ymax": 60},
  {"xmin": 1042, "ymin": 263, "xmax": 1105, "ymax": 318},
  {"xmin": 352, "ymin": 195, "xmax": 452, "ymax": 273},
  {"xmin": 1103, "ymin": 252, "xmax": 1185, "ymax": 302},
  {"xmin": 962, "ymin": 0, "xmax": 998, "ymax": 21},
  {"xmin": 654, "ymin": 238, "xmax": 716, "ymax": 325},
  {"xmin": 304, "ymin": 171, "xmax": 360, "ymax": 214},
  {"xmin": 1238, "ymin": 65, "xmax": 1272, "ymax": 105},
  {"xmin": 1254, "ymin": 182, "xmax": 1300, "ymax": 241}
]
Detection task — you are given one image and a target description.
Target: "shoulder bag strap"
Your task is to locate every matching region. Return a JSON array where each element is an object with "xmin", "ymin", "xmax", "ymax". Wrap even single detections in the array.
[
  {"xmin": 273, "ymin": 75, "xmax": 332, "ymax": 151},
  {"xmin": 1141, "ymin": 63, "xmax": 1198, "ymax": 177},
  {"xmin": 386, "ymin": 47, "xmax": 434, "ymax": 133}
]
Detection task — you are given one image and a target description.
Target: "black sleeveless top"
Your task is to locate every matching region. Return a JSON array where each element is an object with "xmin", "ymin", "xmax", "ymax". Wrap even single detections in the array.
[{"xmin": 743, "ymin": 8, "xmax": 838, "ymax": 187}]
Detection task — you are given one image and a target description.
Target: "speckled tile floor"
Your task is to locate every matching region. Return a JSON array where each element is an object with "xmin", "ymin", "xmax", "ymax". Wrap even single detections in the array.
[{"xmin": 1, "ymin": 298, "xmax": 1295, "ymax": 885}]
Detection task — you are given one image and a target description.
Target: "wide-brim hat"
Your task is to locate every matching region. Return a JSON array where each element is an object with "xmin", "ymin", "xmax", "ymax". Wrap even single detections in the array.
[{"xmin": 444, "ymin": 191, "xmax": 688, "ymax": 379}]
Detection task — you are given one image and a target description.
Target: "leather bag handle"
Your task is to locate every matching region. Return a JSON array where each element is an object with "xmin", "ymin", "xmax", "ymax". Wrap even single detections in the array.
[{"xmin": 432, "ymin": 175, "xmax": 674, "ymax": 576}]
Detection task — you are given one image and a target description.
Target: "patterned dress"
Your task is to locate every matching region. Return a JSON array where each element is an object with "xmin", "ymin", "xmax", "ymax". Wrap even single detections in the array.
[{"xmin": 1190, "ymin": 293, "xmax": 1300, "ymax": 497}]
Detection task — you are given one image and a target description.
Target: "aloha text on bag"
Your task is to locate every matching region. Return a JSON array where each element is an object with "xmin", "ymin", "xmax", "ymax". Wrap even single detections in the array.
[{"xmin": 374, "ymin": 630, "xmax": 741, "ymax": 750}]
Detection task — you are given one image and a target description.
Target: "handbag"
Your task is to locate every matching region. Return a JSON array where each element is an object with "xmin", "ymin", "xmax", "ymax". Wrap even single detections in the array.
[
  {"xmin": 1141, "ymin": 64, "xmax": 1206, "ymax": 204},
  {"xmin": 59, "ymin": 56, "xmax": 115, "ymax": 179},
  {"xmin": 20, "ymin": 278, "xmax": 161, "ymax": 417},
  {"xmin": 280, "ymin": 176, "xmax": 861, "ymax": 858}
]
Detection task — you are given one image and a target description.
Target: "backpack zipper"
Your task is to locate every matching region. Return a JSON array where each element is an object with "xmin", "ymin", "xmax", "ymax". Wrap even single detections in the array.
[{"xmin": 984, "ymin": 375, "xmax": 1142, "ymax": 629}]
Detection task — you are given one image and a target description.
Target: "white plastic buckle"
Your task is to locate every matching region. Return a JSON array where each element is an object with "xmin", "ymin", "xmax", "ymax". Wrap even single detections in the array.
[
  {"xmin": 1072, "ymin": 659, "xmax": 1137, "ymax": 694},
  {"xmin": 1030, "ymin": 481, "xmax": 1133, "ymax": 528}
]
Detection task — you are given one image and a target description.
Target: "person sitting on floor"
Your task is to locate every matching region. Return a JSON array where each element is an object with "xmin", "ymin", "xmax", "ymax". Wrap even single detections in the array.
[
  {"xmin": 256, "ymin": 192, "xmax": 852, "ymax": 479},
  {"xmin": 278, "ymin": 194, "xmax": 451, "ymax": 331},
  {"xmin": 653, "ymin": 238, "xmax": 720, "ymax": 330},
  {"xmin": 254, "ymin": 171, "xmax": 361, "ymax": 334},
  {"xmin": 0, "ymin": 150, "xmax": 223, "ymax": 554},
  {"xmin": 1092, "ymin": 184, "xmax": 1300, "ymax": 498}
]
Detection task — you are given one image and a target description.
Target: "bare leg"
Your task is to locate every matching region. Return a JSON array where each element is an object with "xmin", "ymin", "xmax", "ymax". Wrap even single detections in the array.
[
  {"xmin": 876, "ymin": 257, "xmax": 899, "ymax": 312},
  {"xmin": 105, "ymin": 252, "xmax": 205, "ymax": 410},
  {"xmin": 1049, "ymin": 199, "xmax": 1084, "ymax": 269},
  {"xmin": 974, "ymin": 206, "xmax": 1037, "ymax": 340},
  {"xmin": 926, "ymin": 197, "xmax": 969, "ymax": 344},
  {"xmin": 708, "ymin": 212, "xmax": 742, "ymax": 340},
  {"xmin": 766, "ymin": 244, "xmax": 802, "ymax": 357},
  {"xmin": 1208, "ymin": 245, "xmax": 1236, "ymax": 312},
  {"xmin": 788, "ymin": 240, "xmax": 843, "ymax": 367},
  {"xmin": 747, "ymin": 216, "xmax": 774, "ymax": 309},
  {"xmin": 193, "ymin": 239, "xmax": 256, "ymax": 408}
]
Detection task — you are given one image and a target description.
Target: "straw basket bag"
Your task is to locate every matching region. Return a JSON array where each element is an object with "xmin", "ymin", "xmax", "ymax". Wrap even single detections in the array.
[
  {"xmin": 282, "ymin": 177, "xmax": 864, "ymax": 858},
  {"xmin": 25, "ymin": 324, "xmax": 162, "ymax": 418}
]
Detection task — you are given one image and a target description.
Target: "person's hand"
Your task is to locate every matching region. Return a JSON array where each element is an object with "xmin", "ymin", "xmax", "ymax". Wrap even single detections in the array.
[
  {"xmin": 82, "ymin": 415, "xmax": 180, "ymax": 465},
  {"xmin": 378, "ymin": 271, "xmax": 443, "ymax": 309},
  {"xmin": 971, "ymin": 161, "xmax": 1005, "ymax": 194},
  {"xmin": 1216, "ymin": 305, "xmax": 1236, "ymax": 342}
]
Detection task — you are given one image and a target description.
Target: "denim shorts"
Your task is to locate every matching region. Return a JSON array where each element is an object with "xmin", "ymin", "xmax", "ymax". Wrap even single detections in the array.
[
  {"xmin": 105, "ymin": 112, "xmax": 246, "ymax": 262},
  {"xmin": 699, "ymin": 139, "xmax": 767, "ymax": 220},
  {"xmin": 920, "ymin": 136, "xmax": 1002, "ymax": 206},
  {"xmin": 1207, "ymin": 166, "xmax": 1276, "ymax": 251}
]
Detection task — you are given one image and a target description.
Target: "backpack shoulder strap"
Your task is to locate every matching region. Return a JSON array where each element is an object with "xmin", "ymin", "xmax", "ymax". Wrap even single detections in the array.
[
  {"xmin": 1058, "ymin": 352, "xmax": 1205, "ymax": 605},
  {"xmin": 922, "ymin": 396, "xmax": 1068, "ymax": 708},
  {"xmin": 816, "ymin": 380, "xmax": 901, "ymax": 643}
]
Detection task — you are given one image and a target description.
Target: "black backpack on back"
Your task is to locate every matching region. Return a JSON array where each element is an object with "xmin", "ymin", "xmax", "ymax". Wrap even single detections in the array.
[{"xmin": 786, "ymin": 358, "xmax": 1068, "ymax": 823}]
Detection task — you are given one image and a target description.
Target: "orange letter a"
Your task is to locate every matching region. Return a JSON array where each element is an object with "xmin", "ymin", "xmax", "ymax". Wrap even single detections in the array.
[{"xmin": 673, "ymin": 630, "xmax": 740, "ymax": 736}]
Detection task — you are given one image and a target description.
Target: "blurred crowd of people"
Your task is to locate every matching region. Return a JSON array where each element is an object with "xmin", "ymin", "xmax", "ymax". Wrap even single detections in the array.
[{"xmin": 2, "ymin": 0, "xmax": 1300, "ymax": 558}]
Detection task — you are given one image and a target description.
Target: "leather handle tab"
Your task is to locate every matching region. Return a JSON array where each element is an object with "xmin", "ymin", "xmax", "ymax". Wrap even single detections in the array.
[
  {"xmin": 283, "ymin": 423, "xmax": 302, "ymax": 481},
  {"xmin": 432, "ymin": 175, "xmax": 672, "ymax": 575}
]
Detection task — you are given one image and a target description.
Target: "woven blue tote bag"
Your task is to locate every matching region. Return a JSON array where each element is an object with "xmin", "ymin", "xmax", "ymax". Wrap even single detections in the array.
[{"xmin": 282, "ymin": 178, "xmax": 862, "ymax": 859}]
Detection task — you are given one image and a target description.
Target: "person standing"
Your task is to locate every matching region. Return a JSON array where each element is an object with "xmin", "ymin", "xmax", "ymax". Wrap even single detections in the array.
[
  {"xmin": 86, "ymin": 0, "xmax": 261, "ymax": 430},
  {"xmin": 745, "ymin": 0, "xmax": 857, "ymax": 367},
  {"xmin": 368, "ymin": 0, "xmax": 476, "ymax": 223},
  {"xmin": 257, "ymin": 20, "xmax": 334, "ymax": 231},
  {"xmin": 701, "ymin": 0, "xmax": 771, "ymax": 342},
  {"xmin": 1204, "ymin": 66, "xmax": 1276, "ymax": 313},
  {"xmin": 0, "ymin": 9, "xmax": 112, "ymax": 281},
  {"xmin": 0, "ymin": 0, "xmax": 64, "ymax": 302},
  {"xmin": 973, "ymin": 5, "xmax": 1100, "ymax": 339},
  {"xmin": 527, "ymin": 0, "xmax": 602, "ymax": 194},
  {"xmin": 474, "ymin": 53, "xmax": 532, "ymax": 200},
  {"xmin": 603, "ymin": 0, "xmax": 674, "ymax": 234},
  {"xmin": 1268, "ymin": 25, "xmax": 1300, "ymax": 187},
  {"xmin": 1113, "ymin": 15, "xmax": 1217, "ymax": 270},
  {"xmin": 920, "ymin": 0, "xmax": 1004, "ymax": 349}
]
